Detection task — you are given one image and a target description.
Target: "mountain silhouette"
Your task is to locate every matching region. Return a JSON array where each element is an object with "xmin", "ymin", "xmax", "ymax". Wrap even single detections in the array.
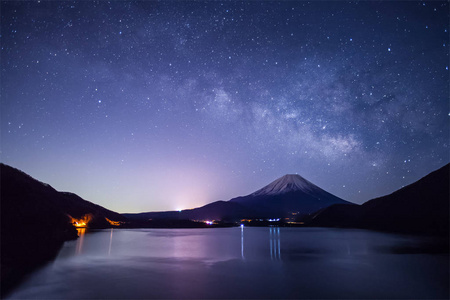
[
  {"xmin": 0, "ymin": 163, "xmax": 126, "ymax": 297},
  {"xmin": 308, "ymin": 163, "xmax": 449, "ymax": 236},
  {"xmin": 1, "ymin": 163, "xmax": 126, "ymax": 229},
  {"xmin": 124, "ymin": 173, "xmax": 352, "ymax": 221}
]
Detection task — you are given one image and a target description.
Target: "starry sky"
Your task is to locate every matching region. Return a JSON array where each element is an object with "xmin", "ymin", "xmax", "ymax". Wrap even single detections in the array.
[{"xmin": 1, "ymin": 1, "xmax": 449, "ymax": 213}]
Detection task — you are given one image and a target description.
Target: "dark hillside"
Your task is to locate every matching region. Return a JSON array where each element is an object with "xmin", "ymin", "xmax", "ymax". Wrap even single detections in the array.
[
  {"xmin": 309, "ymin": 164, "xmax": 449, "ymax": 236},
  {"xmin": 0, "ymin": 163, "xmax": 126, "ymax": 297}
]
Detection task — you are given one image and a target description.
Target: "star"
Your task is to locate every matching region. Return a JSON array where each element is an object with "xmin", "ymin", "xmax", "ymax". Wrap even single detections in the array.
[{"xmin": 1, "ymin": 1, "xmax": 448, "ymax": 212}]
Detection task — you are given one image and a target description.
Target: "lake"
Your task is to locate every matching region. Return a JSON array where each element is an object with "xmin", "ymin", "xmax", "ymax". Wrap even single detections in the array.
[{"xmin": 7, "ymin": 227, "xmax": 449, "ymax": 299}]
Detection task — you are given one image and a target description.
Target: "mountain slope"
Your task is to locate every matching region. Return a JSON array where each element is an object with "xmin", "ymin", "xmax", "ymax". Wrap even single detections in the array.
[
  {"xmin": 251, "ymin": 174, "xmax": 322, "ymax": 196},
  {"xmin": 1, "ymin": 163, "xmax": 126, "ymax": 228},
  {"xmin": 229, "ymin": 174, "xmax": 351, "ymax": 218},
  {"xmin": 0, "ymin": 163, "xmax": 126, "ymax": 296},
  {"xmin": 125, "ymin": 173, "xmax": 352, "ymax": 221},
  {"xmin": 308, "ymin": 164, "xmax": 449, "ymax": 235}
]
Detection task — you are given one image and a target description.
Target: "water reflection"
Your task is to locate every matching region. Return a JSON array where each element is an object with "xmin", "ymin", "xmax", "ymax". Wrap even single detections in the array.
[
  {"xmin": 75, "ymin": 228, "xmax": 86, "ymax": 255},
  {"xmin": 269, "ymin": 227, "xmax": 281, "ymax": 260},
  {"xmin": 7, "ymin": 228, "xmax": 449, "ymax": 299},
  {"xmin": 240, "ymin": 225, "xmax": 245, "ymax": 260},
  {"xmin": 108, "ymin": 228, "xmax": 113, "ymax": 256}
]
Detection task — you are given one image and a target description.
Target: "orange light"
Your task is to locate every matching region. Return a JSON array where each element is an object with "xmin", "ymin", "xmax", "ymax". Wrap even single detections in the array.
[
  {"xmin": 105, "ymin": 217, "xmax": 122, "ymax": 226},
  {"xmin": 68, "ymin": 214, "xmax": 93, "ymax": 228},
  {"xmin": 240, "ymin": 219, "xmax": 253, "ymax": 222}
]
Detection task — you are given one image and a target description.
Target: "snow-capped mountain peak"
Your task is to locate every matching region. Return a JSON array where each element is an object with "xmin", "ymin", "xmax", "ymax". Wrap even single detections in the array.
[{"xmin": 251, "ymin": 174, "xmax": 319, "ymax": 196}]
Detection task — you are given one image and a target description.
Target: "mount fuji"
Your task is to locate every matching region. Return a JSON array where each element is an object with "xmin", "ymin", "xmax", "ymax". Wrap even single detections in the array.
[
  {"xmin": 250, "ymin": 174, "xmax": 322, "ymax": 196},
  {"xmin": 124, "ymin": 174, "xmax": 352, "ymax": 221},
  {"xmin": 228, "ymin": 174, "xmax": 352, "ymax": 218}
]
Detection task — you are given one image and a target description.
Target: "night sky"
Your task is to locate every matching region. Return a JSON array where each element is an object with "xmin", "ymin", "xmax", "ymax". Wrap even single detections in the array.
[{"xmin": 1, "ymin": 1, "xmax": 448, "ymax": 213}]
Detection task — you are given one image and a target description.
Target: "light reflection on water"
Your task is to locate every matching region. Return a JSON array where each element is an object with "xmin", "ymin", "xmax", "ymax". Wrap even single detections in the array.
[
  {"xmin": 108, "ymin": 228, "xmax": 113, "ymax": 256},
  {"xmin": 269, "ymin": 227, "xmax": 281, "ymax": 261},
  {"xmin": 240, "ymin": 225, "xmax": 244, "ymax": 260},
  {"xmin": 7, "ymin": 227, "xmax": 449, "ymax": 299},
  {"xmin": 75, "ymin": 228, "xmax": 85, "ymax": 255}
]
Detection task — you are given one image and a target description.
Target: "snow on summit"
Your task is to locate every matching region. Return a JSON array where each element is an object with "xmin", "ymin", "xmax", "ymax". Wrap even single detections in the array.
[{"xmin": 252, "ymin": 174, "xmax": 319, "ymax": 196}]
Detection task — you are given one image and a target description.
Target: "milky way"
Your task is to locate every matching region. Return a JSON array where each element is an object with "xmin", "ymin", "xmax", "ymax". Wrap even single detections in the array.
[{"xmin": 1, "ymin": 1, "xmax": 448, "ymax": 212}]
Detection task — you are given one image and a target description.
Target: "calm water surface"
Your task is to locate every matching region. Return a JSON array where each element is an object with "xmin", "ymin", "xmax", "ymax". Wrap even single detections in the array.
[{"xmin": 8, "ymin": 227, "xmax": 449, "ymax": 299}]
